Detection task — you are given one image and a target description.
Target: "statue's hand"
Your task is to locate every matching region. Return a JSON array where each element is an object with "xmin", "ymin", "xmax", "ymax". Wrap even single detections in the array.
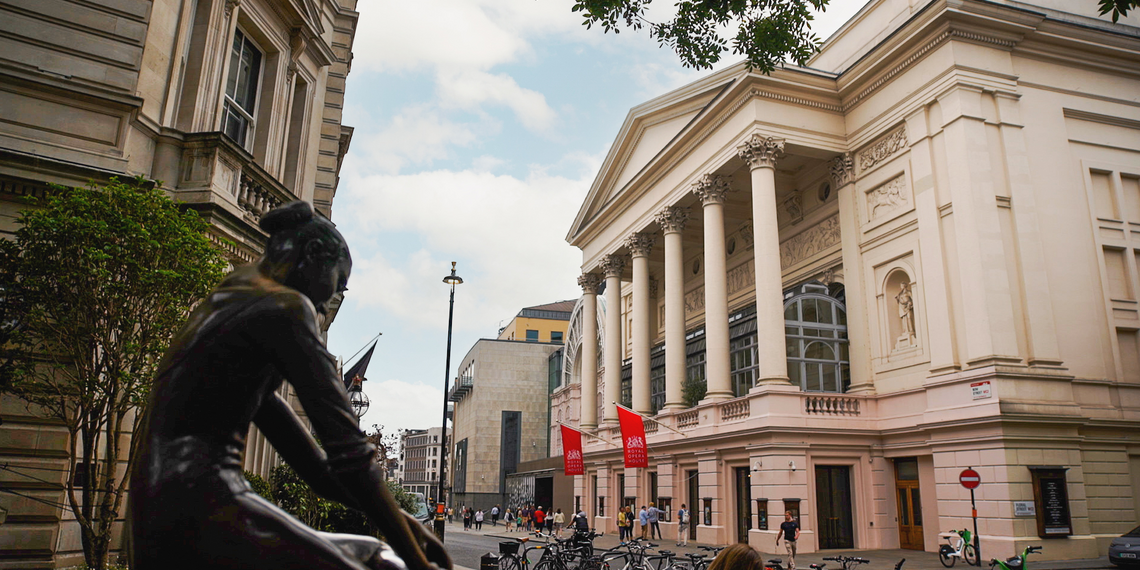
[{"xmin": 403, "ymin": 512, "xmax": 453, "ymax": 570}]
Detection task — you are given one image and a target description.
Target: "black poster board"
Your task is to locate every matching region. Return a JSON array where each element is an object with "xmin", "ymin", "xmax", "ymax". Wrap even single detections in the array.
[
  {"xmin": 1029, "ymin": 466, "xmax": 1072, "ymax": 538},
  {"xmin": 703, "ymin": 497, "xmax": 713, "ymax": 526}
]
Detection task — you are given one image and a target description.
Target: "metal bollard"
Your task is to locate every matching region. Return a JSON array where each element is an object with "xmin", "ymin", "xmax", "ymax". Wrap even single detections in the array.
[{"xmin": 481, "ymin": 553, "xmax": 499, "ymax": 570}]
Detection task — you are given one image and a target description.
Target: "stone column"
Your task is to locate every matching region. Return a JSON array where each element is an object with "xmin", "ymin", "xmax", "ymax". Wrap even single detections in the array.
[
  {"xmin": 626, "ymin": 233, "xmax": 656, "ymax": 414},
  {"xmin": 601, "ymin": 254, "xmax": 625, "ymax": 425},
  {"xmin": 656, "ymin": 206, "xmax": 690, "ymax": 410},
  {"xmin": 578, "ymin": 273, "xmax": 603, "ymax": 428},
  {"xmin": 831, "ymin": 153, "xmax": 875, "ymax": 393},
  {"xmin": 738, "ymin": 134, "xmax": 791, "ymax": 385},
  {"xmin": 693, "ymin": 174, "xmax": 734, "ymax": 401}
]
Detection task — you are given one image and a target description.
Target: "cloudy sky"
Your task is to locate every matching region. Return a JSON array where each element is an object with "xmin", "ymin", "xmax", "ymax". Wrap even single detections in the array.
[{"xmin": 326, "ymin": 0, "xmax": 868, "ymax": 437}]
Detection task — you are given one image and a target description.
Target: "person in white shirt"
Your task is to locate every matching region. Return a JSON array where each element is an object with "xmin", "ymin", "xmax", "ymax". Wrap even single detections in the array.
[{"xmin": 676, "ymin": 504, "xmax": 689, "ymax": 546}]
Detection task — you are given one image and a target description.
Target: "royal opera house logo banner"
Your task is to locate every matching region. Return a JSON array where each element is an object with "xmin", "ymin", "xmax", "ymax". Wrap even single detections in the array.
[
  {"xmin": 616, "ymin": 405, "xmax": 648, "ymax": 468},
  {"xmin": 561, "ymin": 425, "xmax": 584, "ymax": 475}
]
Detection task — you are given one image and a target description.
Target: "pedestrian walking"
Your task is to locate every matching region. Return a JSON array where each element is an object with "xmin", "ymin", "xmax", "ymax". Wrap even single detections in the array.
[
  {"xmin": 491, "ymin": 504, "xmax": 500, "ymax": 526},
  {"xmin": 463, "ymin": 507, "xmax": 472, "ymax": 531},
  {"xmin": 775, "ymin": 511, "xmax": 801, "ymax": 570},
  {"xmin": 447, "ymin": 506, "xmax": 454, "ymax": 523},
  {"xmin": 553, "ymin": 508, "xmax": 565, "ymax": 538},
  {"xmin": 638, "ymin": 506, "xmax": 649, "ymax": 540},
  {"xmin": 676, "ymin": 503, "xmax": 689, "ymax": 546},
  {"xmin": 648, "ymin": 502, "xmax": 663, "ymax": 540},
  {"xmin": 534, "ymin": 506, "xmax": 546, "ymax": 534},
  {"xmin": 475, "ymin": 508, "xmax": 484, "ymax": 530},
  {"xmin": 505, "ymin": 508, "xmax": 515, "ymax": 532}
]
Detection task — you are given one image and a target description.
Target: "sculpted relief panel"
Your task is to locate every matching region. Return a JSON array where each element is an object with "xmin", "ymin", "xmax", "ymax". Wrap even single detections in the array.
[
  {"xmin": 858, "ymin": 125, "xmax": 907, "ymax": 174},
  {"xmin": 780, "ymin": 214, "xmax": 841, "ymax": 269},
  {"xmin": 865, "ymin": 174, "xmax": 909, "ymax": 222}
]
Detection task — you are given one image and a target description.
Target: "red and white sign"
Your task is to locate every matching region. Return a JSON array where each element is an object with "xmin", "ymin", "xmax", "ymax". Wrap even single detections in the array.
[
  {"xmin": 617, "ymin": 405, "xmax": 648, "ymax": 468},
  {"xmin": 960, "ymin": 468, "xmax": 981, "ymax": 489},
  {"xmin": 971, "ymin": 381, "xmax": 992, "ymax": 400},
  {"xmin": 561, "ymin": 425, "xmax": 584, "ymax": 476}
]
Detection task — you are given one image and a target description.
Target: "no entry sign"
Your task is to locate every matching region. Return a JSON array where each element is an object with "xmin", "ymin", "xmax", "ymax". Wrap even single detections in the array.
[{"xmin": 960, "ymin": 468, "xmax": 981, "ymax": 489}]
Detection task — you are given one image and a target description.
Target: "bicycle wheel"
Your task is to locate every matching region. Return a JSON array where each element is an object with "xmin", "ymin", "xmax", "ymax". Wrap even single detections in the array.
[
  {"xmin": 939, "ymin": 548, "xmax": 956, "ymax": 568},
  {"xmin": 963, "ymin": 544, "xmax": 978, "ymax": 567},
  {"xmin": 501, "ymin": 556, "xmax": 522, "ymax": 570}
]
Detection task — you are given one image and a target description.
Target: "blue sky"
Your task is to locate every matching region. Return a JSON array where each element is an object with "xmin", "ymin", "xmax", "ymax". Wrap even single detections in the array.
[{"xmin": 326, "ymin": 0, "xmax": 868, "ymax": 436}]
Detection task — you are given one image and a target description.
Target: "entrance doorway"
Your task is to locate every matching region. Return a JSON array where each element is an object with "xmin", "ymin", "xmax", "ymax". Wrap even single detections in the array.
[
  {"xmin": 815, "ymin": 466, "xmax": 854, "ymax": 549},
  {"xmin": 687, "ymin": 469, "xmax": 699, "ymax": 540},
  {"xmin": 735, "ymin": 467, "xmax": 752, "ymax": 542},
  {"xmin": 894, "ymin": 458, "xmax": 923, "ymax": 550}
]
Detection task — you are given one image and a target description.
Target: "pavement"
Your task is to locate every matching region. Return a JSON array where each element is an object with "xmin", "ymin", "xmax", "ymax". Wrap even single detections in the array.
[{"xmin": 444, "ymin": 520, "xmax": 1116, "ymax": 570}]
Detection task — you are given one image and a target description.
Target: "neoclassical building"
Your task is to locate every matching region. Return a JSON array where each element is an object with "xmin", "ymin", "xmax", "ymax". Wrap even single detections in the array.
[
  {"xmin": 0, "ymin": 0, "xmax": 358, "ymax": 566},
  {"xmin": 555, "ymin": 0, "xmax": 1140, "ymax": 563}
]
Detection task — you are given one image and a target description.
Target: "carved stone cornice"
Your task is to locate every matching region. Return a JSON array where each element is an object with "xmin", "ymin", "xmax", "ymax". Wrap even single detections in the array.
[
  {"xmin": 655, "ymin": 206, "xmax": 690, "ymax": 234},
  {"xmin": 737, "ymin": 134, "xmax": 785, "ymax": 170},
  {"xmin": 578, "ymin": 273, "xmax": 602, "ymax": 295},
  {"xmin": 625, "ymin": 233, "xmax": 656, "ymax": 258},
  {"xmin": 782, "ymin": 191, "xmax": 803, "ymax": 225},
  {"xmin": 829, "ymin": 153, "xmax": 855, "ymax": 187},
  {"xmin": 224, "ymin": 0, "xmax": 241, "ymax": 17},
  {"xmin": 601, "ymin": 254, "xmax": 625, "ymax": 279},
  {"xmin": 692, "ymin": 174, "xmax": 732, "ymax": 205}
]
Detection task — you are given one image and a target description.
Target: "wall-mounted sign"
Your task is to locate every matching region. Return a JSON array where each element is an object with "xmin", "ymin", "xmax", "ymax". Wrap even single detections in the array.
[
  {"xmin": 971, "ymin": 381, "xmax": 992, "ymax": 400},
  {"xmin": 1029, "ymin": 466, "xmax": 1072, "ymax": 538},
  {"xmin": 1014, "ymin": 501, "xmax": 1036, "ymax": 517}
]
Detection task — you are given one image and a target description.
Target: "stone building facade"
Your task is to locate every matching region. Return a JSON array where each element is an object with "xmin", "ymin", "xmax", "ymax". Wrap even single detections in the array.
[
  {"xmin": 449, "ymin": 339, "xmax": 562, "ymax": 512},
  {"xmin": 0, "ymin": 0, "xmax": 358, "ymax": 566},
  {"xmin": 562, "ymin": 0, "xmax": 1140, "ymax": 563},
  {"xmin": 398, "ymin": 427, "xmax": 449, "ymax": 499}
]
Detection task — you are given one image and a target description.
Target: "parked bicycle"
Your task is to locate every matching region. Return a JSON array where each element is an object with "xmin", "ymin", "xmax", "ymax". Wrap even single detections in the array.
[
  {"xmin": 809, "ymin": 556, "xmax": 905, "ymax": 570},
  {"xmin": 939, "ymin": 529, "xmax": 979, "ymax": 567},
  {"xmin": 989, "ymin": 545, "xmax": 1041, "ymax": 570}
]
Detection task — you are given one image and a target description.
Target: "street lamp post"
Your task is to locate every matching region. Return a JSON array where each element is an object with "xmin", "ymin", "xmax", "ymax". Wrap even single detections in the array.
[{"xmin": 435, "ymin": 262, "xmax": 462, "ymax": 542}]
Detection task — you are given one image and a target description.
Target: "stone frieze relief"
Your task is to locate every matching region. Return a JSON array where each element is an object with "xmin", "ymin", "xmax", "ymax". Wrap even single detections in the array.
[
  {"xmin": 779, "ymin": 214, "xmax": 841, "ymax": 269},
  {"xmin": 858, "ymin": 126, "xmax": 907, "ymax": 173}
]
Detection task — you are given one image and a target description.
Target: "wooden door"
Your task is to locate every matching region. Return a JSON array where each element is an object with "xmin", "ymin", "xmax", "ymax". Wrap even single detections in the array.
[
  {"xmin": 815, "ymin": 466, "xmax": 854, "ymax": 549},
  {"xmin": 895, "ymin": 458, "xmax": 923, "ymax": 550},
  {"xmin": 687, "ymin": 469, "xmax": 699, "ymax": 539},
  {"xmin": 735, "ymin": 467, "xmax": 752, "ymax": 543}
]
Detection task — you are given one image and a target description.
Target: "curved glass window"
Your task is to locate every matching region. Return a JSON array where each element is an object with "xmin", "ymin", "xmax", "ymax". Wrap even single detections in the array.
[{"xmin": 784, "ymin": 283, "xmax": 850, "ymax": 393}]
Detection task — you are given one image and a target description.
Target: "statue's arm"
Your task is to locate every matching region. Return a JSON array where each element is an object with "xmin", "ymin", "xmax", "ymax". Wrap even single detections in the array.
[
  {"xmin": 267, "ymin": 292, "xmax": 451, "ymax": 570},
  {"xmin": 252, "ymin": 391, "xmax": 357, "ymax": 507}
]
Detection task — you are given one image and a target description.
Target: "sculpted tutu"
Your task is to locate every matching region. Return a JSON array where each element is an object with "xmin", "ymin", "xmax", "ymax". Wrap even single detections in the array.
[{"xmin": 128, "ymin": 201, "xmax": 451, "ymax": 570}]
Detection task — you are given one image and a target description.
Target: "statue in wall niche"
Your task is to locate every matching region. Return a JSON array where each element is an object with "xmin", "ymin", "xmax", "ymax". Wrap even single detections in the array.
[
  {"xmin": 895, "ymin": 281, "xmax": 917, "ymax": 350},
  {"xmin": 128, "ymin": 201, "xmax": 450, "ymax": 570}
]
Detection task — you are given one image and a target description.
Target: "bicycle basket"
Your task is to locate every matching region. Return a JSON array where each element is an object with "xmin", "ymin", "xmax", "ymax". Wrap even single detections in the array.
[{"xmin": 500, "ymin": 542, "xmax": 520, "ymax": 555}]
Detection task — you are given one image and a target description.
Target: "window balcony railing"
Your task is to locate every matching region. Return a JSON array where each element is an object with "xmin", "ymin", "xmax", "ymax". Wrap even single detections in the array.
[{"xmin": 447, "ymin": 375, "xmax": 473, "ymax": 402}]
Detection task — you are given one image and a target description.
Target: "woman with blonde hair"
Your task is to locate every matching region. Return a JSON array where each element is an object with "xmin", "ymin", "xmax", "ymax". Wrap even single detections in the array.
[{"xmin": 707, "ymin": 543, "xmax": 764, "ymax": 570}]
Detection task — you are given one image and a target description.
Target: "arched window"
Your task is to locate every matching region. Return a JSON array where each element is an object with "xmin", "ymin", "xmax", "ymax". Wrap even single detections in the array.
[{"xmin": 784, "ymin": 282, "xmax": 850, "ymax": 393}]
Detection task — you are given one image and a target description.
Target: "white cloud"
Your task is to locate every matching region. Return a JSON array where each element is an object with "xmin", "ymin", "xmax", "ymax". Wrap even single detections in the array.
[
  {"xmin": 471, "ymin": 155, "xmax": 506, "ymax": 172},
  {"xmin": 350, "ymin": 105, "xmax": 483, "ymax": 174},
  {"xmin": 338, "ymin": 165, "xmax": 589, "ymax": 334},
  {"xmin": 437, "ymin": 70, "xmax": 556, "ymax": 132},
  {"xmin": 358, "ymin": 379, "xmax": 445, "ymax": 432}
]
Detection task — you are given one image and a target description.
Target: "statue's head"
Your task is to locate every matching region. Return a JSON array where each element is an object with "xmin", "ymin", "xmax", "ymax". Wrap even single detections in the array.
[{"xmin": 258, "ymin": 201, "xmax": 351, "ymax": 314}]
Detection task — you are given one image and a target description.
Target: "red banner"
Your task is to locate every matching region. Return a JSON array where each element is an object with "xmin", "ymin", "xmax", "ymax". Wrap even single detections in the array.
[
  {"xmin": 561, "ymin": 425, "xmax": 584, "ymax": 476},
  {"xmin": 617, "ymin": 405, "xmax": 648, "ymax": 468}
]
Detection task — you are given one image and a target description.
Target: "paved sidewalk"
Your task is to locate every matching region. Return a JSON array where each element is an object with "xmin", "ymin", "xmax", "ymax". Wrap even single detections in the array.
[{"xmin": 447, "ymin": 521, "xmax": 1113, "ymax": 570}]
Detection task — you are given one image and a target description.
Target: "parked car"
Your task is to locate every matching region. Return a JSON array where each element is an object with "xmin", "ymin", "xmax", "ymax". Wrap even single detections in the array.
[{"xmin": 1110, "ymin": 525, "xmax": 1140, "ymax": 567}]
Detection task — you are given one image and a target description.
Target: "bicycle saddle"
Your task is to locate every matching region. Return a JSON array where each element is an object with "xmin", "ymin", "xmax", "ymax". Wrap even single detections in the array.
[
  {"xmin": 809, "ymin": 564, "xmax": 827, "ymax": 570},
  {"xmin": 767, "ymin": 559, "xmax": 783, "ymax": 565},
  {"xmin": 657, "ymin": 550, "xmax": 674, "ymax": 556},
  {"xmin": 1005, "ymin": 557, "xmax": 1024, "ymax": 570},
  {"xmin": 686, "ymin": 554, "xmax": 706, "ymax": 560}
]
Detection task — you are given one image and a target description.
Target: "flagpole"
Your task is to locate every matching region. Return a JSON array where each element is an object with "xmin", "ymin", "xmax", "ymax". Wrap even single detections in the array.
[
  {"xmin": 558, "ymin": 423, "xmax": 622, "ymax": 448},
  {"xmin": 613, "ymin": 402, "xmax": 688, "ymax": 437}
]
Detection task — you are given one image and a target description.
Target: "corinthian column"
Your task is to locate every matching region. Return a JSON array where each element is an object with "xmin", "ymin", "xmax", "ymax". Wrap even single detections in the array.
[
  {"xmin": 601, "ymin": 254, "xmax": 625, "ymax": 424},
  {"xmin": 738, "ymin": 134, "xmax": 790, "ymax": 385},
  {"xmin": 656, "ymin": 206, "xmax": 689, "ymax": 410},
  {"xmin": 693, "ymin": 174, "xmax": 734, "ymax": 401},
  {"xmin": 625, "ymin": 233, "xmax": 656, "ymax": 414},
  {"xmin": 578, "ymin": 273, "xmax": 603, "ymax": 428}
]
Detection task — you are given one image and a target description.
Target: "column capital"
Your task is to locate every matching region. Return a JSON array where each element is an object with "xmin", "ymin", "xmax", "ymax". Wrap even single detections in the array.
[
  {"xmin": 737, "ymin": 134, "xmax": 785, "ymax": 170},
  {"xmin": 655, "ymin": 206, "xmax": 690, "ymax": 234},
  {"xmin": 693, "ymin": 174, "xmax": 732, "ymax": 205},
  {"xmin": 225, "ymin": 0, "xmax": 241, "ymax": 16},
  {"xmin": 601, "ymin": 254, "xmax": 625, "ymax": 278},
  {"xmin": 578, "ymin": 273, "xmax": 602, "ymax": 294},
  {"xmin": 829, "ymin": 152, "xmax": 855, "ymax": 187},
  {"xmin": 625, "ymin": 233, "xmax": 656, "ymax": 258}
]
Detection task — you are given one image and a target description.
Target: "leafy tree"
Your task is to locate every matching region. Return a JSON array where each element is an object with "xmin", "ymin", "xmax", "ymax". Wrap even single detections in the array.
[
  {"xmin": 244, "ymin": 471, "xmax": 273, "ymax": 501},
  {"xmin": 682, "ymin": 376, "xmax": 706, "ymax": 408},
  {"xmin": 572, "ymin": 0, "xmax": 1136, "ymax": 72},
  {"xmin": 0, "ymin": 177, "xmax": 228, "ymax": 570}
]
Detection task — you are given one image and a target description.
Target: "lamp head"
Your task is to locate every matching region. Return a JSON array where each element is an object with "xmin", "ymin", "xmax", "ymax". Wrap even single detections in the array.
[{"xmin": 443, "ymin": 261, "xmax": 464, "ymax": 286}]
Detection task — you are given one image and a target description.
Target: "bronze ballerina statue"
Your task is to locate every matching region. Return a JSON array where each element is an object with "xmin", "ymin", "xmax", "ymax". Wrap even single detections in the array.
[{"xmin": 128, "ymin": 201, "xmax": 450, "ymax": 570}]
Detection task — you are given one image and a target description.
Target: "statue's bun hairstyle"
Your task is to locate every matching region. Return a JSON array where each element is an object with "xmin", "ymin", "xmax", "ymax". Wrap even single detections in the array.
[{"xmin": 259, "ymin": 200, "xmax": 314, "ymax": 235}]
